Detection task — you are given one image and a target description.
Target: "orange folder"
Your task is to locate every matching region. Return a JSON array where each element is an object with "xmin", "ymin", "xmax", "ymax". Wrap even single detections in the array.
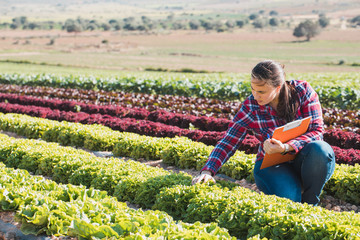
[{"xmin": 260, "ymin": 116, "xmax": 312, "ymax": 169}]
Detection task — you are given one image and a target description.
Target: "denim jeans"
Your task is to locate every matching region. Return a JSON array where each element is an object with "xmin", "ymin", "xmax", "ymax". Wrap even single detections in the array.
[{"xmin": 253, "ymin": 140, "xmax": 335, "ymax": 205}]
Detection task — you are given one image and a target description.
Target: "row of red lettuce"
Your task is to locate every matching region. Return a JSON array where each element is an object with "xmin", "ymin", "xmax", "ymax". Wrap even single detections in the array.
[
  {"xmin": 0, "ymin": 101, "xmax": 359, "ymax": 166},
  {"xmin": 0, "ymin": 84, "xmax": 358, "ymax": 132}
]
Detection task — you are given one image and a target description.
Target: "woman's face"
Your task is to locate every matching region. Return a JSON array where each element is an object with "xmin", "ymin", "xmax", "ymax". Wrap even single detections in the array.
[{"xmin": 250, "ymin": 78, "xmax": 280, "ymax": 106}]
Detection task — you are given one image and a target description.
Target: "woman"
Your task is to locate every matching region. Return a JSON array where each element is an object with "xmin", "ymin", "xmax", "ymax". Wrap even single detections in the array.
[{"xmin": 192, "ymin": 60, "xmax": 335, "ymax": 205}]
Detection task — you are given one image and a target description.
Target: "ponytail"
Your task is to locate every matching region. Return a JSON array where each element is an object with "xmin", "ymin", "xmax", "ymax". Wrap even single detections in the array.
[{"xmin": 277, "ymin": 81, "xmax": 299, "ymax": 122}]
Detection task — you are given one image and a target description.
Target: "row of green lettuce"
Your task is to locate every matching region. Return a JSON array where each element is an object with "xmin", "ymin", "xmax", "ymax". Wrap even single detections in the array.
[
  {"xmin": 0, "ymin": 71, "xmax": 358, "ymax": 89},
  {"xmin": 0, "ymin": 73, "xmax": 359, "ymax": 109},
  {"xmin": 0, "ymin": 113, "xmax": 359, "ymax": 207},
  {"xmin": 0, "ymin": 161, "xmax": 238, "ymax": 239},
  {"xmin": 0, "ymin": 133, "xmax": 359, "ymax": 240}
]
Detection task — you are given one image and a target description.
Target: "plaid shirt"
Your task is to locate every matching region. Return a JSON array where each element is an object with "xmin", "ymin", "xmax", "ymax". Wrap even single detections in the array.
[{"xmin": 201, "ymin": 80, "xmax": 324, "ymax": 176}]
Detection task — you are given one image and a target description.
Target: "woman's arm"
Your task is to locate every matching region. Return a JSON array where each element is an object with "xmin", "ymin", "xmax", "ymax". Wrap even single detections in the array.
[{"xmin": 200, "ymin": 103, "xmax": 254, "ymax": 176}]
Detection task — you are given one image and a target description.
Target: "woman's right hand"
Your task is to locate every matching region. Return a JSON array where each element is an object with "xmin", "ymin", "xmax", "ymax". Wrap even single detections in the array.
[{"xmin": 191, "ymin": 170, "xmax": 216, "ymax": 185}]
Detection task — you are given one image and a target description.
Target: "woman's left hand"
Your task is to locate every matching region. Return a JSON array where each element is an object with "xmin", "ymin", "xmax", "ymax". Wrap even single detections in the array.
[{"xmin": 263, "ymin": 138, "xmax": 285, "ymax": 154}]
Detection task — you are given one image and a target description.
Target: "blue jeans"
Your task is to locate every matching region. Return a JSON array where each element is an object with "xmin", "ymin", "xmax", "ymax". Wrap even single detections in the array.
[{"xmin": 253, "ymin": 140, "xmax": 335, "ymax": 205}]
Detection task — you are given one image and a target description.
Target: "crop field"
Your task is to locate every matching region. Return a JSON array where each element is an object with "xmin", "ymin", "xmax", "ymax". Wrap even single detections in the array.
[
  {"xmin": 0, "ymin": 70, "xmax": 359, "ymax": 239},
  {"xmin": 0, "ymin": 0, "xmax": 359, "ymax": 238}
]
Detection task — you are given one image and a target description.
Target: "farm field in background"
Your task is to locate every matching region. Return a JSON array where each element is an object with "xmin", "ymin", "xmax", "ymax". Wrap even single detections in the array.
[{"xmin": 0, "ymin": 28, "xmax": 359, "ymax": 73}]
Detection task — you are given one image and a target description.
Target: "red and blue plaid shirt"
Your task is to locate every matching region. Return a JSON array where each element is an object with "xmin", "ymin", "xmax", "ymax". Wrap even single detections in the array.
[{"xmin": 201, "ymin": 79, "xmax": 324, "ymax": 176}]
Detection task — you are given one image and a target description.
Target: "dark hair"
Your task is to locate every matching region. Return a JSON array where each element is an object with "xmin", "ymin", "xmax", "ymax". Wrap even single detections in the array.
[{"xmin": 251, "ymin": 60, "xmax": 298, "ymax": 122}]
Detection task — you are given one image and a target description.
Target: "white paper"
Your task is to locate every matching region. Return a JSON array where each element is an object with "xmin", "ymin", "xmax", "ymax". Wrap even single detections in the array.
[{"xmin": 283, "ymin": 116, "xmax": 311, "ymax": 132}]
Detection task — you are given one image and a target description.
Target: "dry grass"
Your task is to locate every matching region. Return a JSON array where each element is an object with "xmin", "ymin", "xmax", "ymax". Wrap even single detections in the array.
[{"xmin": 0, "ymin": 28, "xmax": 359, "ymax": 73}]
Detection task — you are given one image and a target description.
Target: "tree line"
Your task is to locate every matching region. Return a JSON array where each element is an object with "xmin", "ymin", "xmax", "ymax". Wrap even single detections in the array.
[{"xmin": 1, "ymin": 12, "xmax": 359, "ymax": 41}]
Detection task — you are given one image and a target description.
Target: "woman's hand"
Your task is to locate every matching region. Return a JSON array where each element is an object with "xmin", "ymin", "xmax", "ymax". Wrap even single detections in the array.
[
  {"xmin": 263, "ymin": 138, "xmax": 285, "ymax": 154},
  {"xmin": 192, "ymin": 170, "xmax": 216, "ymax": 185}
]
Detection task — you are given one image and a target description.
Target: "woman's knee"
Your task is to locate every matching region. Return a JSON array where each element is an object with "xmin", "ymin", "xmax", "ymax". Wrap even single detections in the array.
[
  {"xmin": 298, "ymin": 140, "xmax": 336, "ymax": 182},
  {"xmin": 302, "ymin": 140, "xmax": 335, "ymax": 163}
]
